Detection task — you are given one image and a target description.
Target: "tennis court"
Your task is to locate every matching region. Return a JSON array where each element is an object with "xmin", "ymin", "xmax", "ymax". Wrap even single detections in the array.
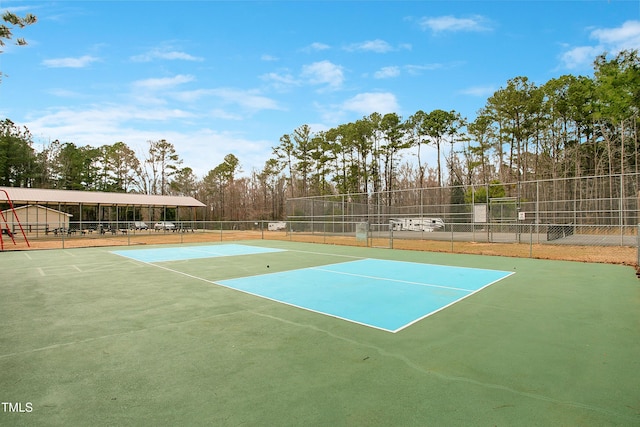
[
  {"xmin": 1, "ymin": 240, "xmax": 639, "ymax": 425},
  {"xmin": 113, "ymin": 244, "xmax": 513, "ymax": 332}
]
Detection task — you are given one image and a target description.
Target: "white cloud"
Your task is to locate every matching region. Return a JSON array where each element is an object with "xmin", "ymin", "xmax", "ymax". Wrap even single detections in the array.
[
  {"xmin": 345, "ymin": 39, "xmax": 393, "ymax": 53},
  {"xmin": 165, "ymin": 86, "xmax": 282, "ymax": 112},
  {"xmin": 301, "ymin": 60, "xmax": 344, "ymax": 90},
  {"xmin": 26, "ymin": 105, "xmax": 194, "ymax": 141},
  {"xmin": 371, "ymin": 63, "xmax": 449, "ymax": 79},
  {"xmin": 42, "ymin": 55, "xmax": 99, "ymax": 68},
  {"xmin": 302, "ymin": 42, "xmax": 330, "ymax": 52},
  {"xmin": 132, "ymin": 75, "xmax": 195, "ymax": 90},
  {"xmin": 420, "ymin": 15, "xmax": 491, "ymax": 33},
  {"xmin": 374, "ymin": 66, "xmax": 401, "ymax": 79},
  {"xmin": 21, "ymin": 47, "xmax": 280, "ymax": 178},
  {"xmin": 459, "ymin": 85, "xmax": 496, "ymax": 97},
  {"xmin": 23, "ymin": 105, "xmax": 272, "ymax": 177},
  {"xmin": 261, "ymin": 54, "xmax": 279, "ymax": 61},
  {"xmin": 209, "ymin": 108, "xmax": 244, "ymax": 121},
  {"xmin": 130, "ymin": 47, "xmax": 204, "ymax": 62},
  {"xmin": 591, "ymin": 20, "xmax": 640, "ymax": 49},
  {"xmin": 209, "ymin": 88, "xmax": 281, "ymax": 111},
  {"xmin": 166, "ymin": 129, "xmax": 272, "ymax": 175},
  {"xmin": 260, "ymin": 71, "xmax": 299, "ymax": 90},
  {"xmin": 560, "ymin": 20, "xmax": 640, "ymax": 69},
  {"xmin": 341, "ymin": 92, "xmax": 398, "ymax": 116},
  {"xmin": 170, "ymin": 88, "xmax": 212, "ymax": 103},
  {"xmin": 4, "ymin": 4, "xmax": 34, "ymax": 13},
  {"xmin": 47, "ymin": 88, "xmax": 85, "ymax": 98},
  {"xmin": 560, "ymin": 45, "xmax": 601, "ymax": 69},
  {"xmin": 405, "ymin": 63, "xmax": 445, "ymax": 75}
]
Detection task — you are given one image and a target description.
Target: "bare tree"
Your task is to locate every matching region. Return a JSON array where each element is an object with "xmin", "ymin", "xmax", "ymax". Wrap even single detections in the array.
[{"xmin": 139, "ymin": 139, "xmax": 183, "ymax": 195}]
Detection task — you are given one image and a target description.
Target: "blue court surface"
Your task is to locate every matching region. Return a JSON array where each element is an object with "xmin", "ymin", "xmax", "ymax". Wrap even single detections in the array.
[
  {"xmin": 218, "ymin": 259, "xmax": 514, "ymax": 332},
  {"xmin": 111, "ymin": 244, "xmax": 513, "ymax": 332},
  {"xmin": 111, "ymin": 244, "xmax": 285, "ymax": 263}
]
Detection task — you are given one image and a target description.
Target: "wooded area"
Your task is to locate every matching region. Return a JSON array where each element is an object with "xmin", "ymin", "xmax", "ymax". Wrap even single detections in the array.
[{"xmin": 1, "ymin": 50, "xmax": 638, "ymax": 221}]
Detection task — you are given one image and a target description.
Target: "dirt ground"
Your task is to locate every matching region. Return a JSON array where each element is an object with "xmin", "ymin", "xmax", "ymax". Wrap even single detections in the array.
[
  {"xmin": 273, "ymin": 234, "xmax": 638, "ymax": 268},
  {"xmin": 3, "ymin": 230, "xmax": 637, "ymax": 273}
]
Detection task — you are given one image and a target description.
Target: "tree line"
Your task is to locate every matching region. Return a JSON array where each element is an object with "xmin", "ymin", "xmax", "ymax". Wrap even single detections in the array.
[{"xmin": 1, "ymin": 49, "xmax": 638, "ymax": 220}]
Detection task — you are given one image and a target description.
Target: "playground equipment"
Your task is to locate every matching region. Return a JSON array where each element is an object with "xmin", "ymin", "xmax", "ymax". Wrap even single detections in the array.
[{"xmin": 0, "ymin": 189, "xmax": 30, "ymax": 250}]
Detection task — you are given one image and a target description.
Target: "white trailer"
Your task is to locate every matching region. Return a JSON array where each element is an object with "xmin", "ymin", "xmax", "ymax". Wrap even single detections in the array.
[
  {"xmin": 267, "ymin": 221, "xmax": 287, "ymax": 231},
  {"xmin": 391, "ymin": 217, "xmax": 444, "ymax": 232}
]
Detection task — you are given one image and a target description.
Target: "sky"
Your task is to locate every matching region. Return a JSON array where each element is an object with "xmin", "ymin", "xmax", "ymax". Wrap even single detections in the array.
[{"xmin": 1, "ymin": 0, "xmax": 640, "ymax": 179}]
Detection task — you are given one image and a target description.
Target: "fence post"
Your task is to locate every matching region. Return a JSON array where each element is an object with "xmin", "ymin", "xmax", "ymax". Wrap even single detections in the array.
[
  {"xmin": 450, "ymin": 221, "xmax": 454, "ymax": 252},
  {"xmin": 637, "ymin": 224, "xmax": 639, "ymax": 268},
  {"xmin": 324, "ymin": 221, "xmax": 327, "ymax": 244}
]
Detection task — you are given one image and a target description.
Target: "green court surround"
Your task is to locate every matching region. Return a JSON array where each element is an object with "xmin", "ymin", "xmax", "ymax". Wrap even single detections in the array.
[{"xmin": 1, "ymin": 240, "xmax": 639, "ymax": 425}]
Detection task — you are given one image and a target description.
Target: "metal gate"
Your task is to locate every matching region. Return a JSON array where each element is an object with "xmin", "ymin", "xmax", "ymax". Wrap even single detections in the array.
[{"xmin": 489, "ymin": 197, "xmax": 519, "ymax": 243}]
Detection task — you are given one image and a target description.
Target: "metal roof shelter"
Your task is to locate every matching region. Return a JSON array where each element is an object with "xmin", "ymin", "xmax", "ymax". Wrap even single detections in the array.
[
  {"xmin": 0, "ymin": 187, "xmax": 206, "ymax": 229},
  {"xmin": 0, "ymin": 187, "xmax": 205, "ymax": 207}
]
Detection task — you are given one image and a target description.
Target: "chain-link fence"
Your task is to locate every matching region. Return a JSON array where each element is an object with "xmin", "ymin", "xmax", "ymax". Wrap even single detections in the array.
[
  {"xmin": 2, "ymin": 174, "xmax": 639, "ymax": 267},
  {"xmin": 286, "ymin": 173, "xmax": 640, "ymax": 264},
  {"xmin": 1, "ymin": 218, "xmax": 637, "ymax": 266}
]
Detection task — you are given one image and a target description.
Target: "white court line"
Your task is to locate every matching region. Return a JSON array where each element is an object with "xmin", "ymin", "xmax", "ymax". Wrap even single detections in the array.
[
  {"xmin": 33, "ymin": 264, "xmax": 106, "ymax": 277},
  {"xmin": 395, "ymin": 273, "xmax": 515, "ymax": 332},
  {"xmin": 310, "ymin": 266, "xmax": 476, "ymax": 293},
  {"xmin": 185, "ymin": 248, "xmax": 251, "ymax": 258},
  {"xmin": 185, "ymin": 245, "xmax": 286, "ymax": 257},
  {"xmin": 112, "ymin": 244, "xmax": 284, "ymax": 263},
  {"xmin": 186, "ymin": 247, "xmax": 228, "ymax": 256},
  {"xmin": 287, "ymin": 248, "xmax": 365, "ymax": 260},
  {"xmin": 79, "ymin": 261, "xmax": 145, "ymax": 273},
  {"xmin": 23, "ymin": 252, "xmax": 32, "ymax": 260},
  {"xmin": 111, "ymin": 249, "xmax": 515, "ymax": 333},
  {"xmin": 110, "ymin": 257, "xmax": 397, "ymax": 333}
]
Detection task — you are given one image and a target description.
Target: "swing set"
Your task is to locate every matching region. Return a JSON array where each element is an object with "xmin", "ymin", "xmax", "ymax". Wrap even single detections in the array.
[{"xmin": 1, "ymin": 189, "xmax": 30, "ymax": 250}]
